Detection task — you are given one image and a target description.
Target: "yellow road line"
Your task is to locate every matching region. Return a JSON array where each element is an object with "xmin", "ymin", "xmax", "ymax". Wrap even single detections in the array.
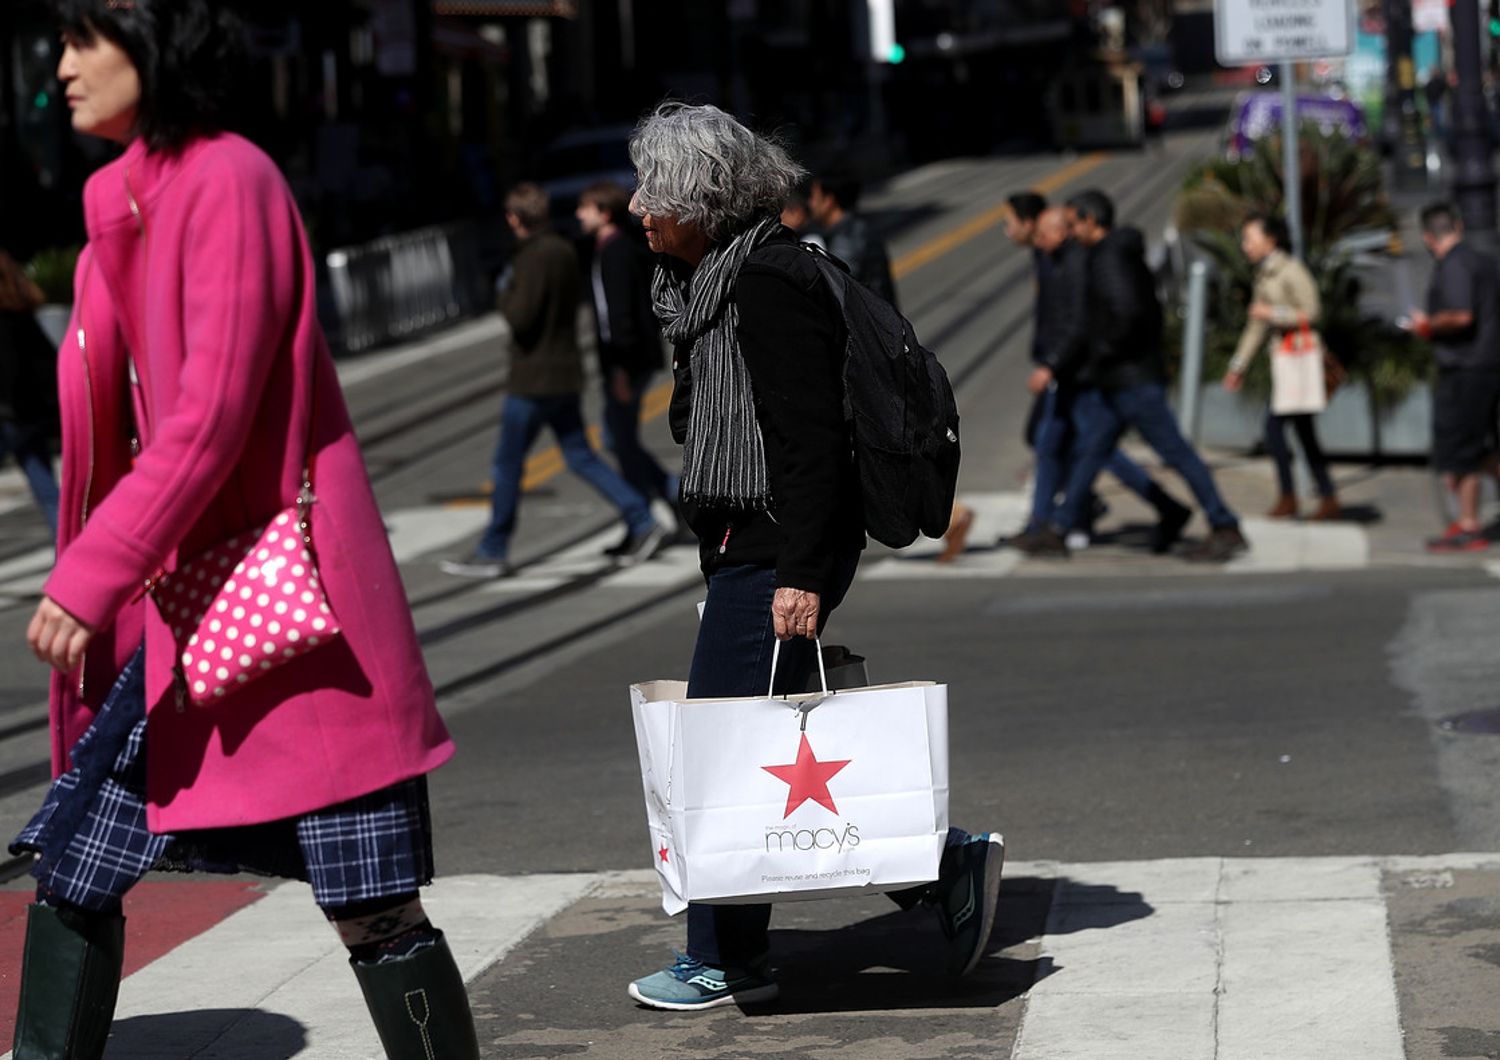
[
  {"xmin": 451, "ymin": 150, "xmax": 1110, "ymax": 506},
  {"xmin": 891, "ymin": 151, "xmax": 1108, "ymax": 280}
]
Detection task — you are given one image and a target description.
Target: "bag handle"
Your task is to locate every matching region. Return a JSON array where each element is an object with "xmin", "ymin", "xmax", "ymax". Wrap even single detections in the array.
[{"xmin": 768, "ymin": 636, "xmax": 830, "ymax": 699}]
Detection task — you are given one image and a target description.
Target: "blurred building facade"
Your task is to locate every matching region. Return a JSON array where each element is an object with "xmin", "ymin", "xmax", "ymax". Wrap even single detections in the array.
[{"xmin": 2, "ymin": 1, "xmax": 1114, "ymax": 258}]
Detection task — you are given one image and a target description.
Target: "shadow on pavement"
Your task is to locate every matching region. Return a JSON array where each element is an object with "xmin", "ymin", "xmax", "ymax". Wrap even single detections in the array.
[
  {"xmin": 744, "ymin": 875, "xmax": 1153, "ymax": 1016},
  {"xmin": 105, "ymin": 1009, "xmax": 307, "ymax": 1058}
]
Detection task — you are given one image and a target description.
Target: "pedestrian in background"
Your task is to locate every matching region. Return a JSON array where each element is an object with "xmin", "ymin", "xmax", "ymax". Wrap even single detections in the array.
[
  {"xmin": 443, "ymin": 182, "xmax": 667, "ymax": 578},
  {"xmin": 808, "ymin": 167, "xmax": 898, "ymax": 307},
  {"xmin": 1224, "ymin": 212, "xmax": 1341, "ymax": 521},
  {"xmin": 0, "ymin": 250, "xmax": 60, "ymax": 533},
  {"xmin": 1035, "ymin": 189, "xmax": 1247, "ymax": 562},
  {"xmin": 16, "ymin": 3, "xmax": 478, "ymax": 1057},
  {"xmin": 625, "ymin": 101, "xmax": 1001, "ymax": 1011},
  {"xmin": 779, "ymin": 186, "xmax": 824, "ymax": 249},
  {"xmin": 576, "ymin": 180, "xmax": 684, "ymax": 554},
  {"xmin": 1407, "ymin": 202, "xmax": 1500, "ymax": 552},
  {"xmin": 1007, "ymin": 200, "xmax": 1188, "ymax": 555}
]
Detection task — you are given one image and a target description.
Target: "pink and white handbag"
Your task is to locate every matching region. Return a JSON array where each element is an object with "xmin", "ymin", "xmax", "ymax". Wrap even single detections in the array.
[
  {"xmin": 126, "ymin": 343, "xmax": 342, "ymax": 707},
  {"xmin": 151, "ymin": 484, "xmax": 342, "ymax": 707}
]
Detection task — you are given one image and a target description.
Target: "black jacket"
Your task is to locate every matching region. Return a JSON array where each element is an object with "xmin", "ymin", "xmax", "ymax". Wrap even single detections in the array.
[
  {"xmin": 823, "ymin": 213, "xmax": 898, "ymax": 309},
  {"xmin": 1046, "ymin": 227, "xmax": 1166, "ymax": 389},
  {"xmin": 590, "ymin": 231, "xmax": 663, "ymax": 378},
  {"xmin": 499, "ymin": 231, "xmax": 585, "ymax": 396},
  {"xmin": 668, "ymin": 228, "xmax": 866, "ymax": 593},
  {"xmin": 1034, "ymin": 241, "xmax": 1081, "ymax": 370}
]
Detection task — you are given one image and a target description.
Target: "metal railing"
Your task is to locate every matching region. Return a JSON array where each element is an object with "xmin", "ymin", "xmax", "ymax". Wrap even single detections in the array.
[{"xmin": 323, "ymin": 223, "xmax": 486, "ymax": 354}]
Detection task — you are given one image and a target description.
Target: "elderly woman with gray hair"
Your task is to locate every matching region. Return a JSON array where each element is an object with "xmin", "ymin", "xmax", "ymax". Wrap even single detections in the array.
[{"xmin": 625, "ymin": 102, "xmax": 1002, "ymax": 1012}]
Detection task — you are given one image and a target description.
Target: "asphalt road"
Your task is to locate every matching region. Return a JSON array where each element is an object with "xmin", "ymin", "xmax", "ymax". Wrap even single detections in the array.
[{"xmin": 1, "ymin": 93, "xmax": 1498, "ymax": 1058}]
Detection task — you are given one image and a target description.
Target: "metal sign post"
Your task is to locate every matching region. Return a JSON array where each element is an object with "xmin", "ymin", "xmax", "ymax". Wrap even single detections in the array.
[
  {"xmin": 1215, "ymin": 0, "xmax": 1354, "ymax": 259},
  {"xmin": 1281, "ymin": 60, "xmax": 1302, "ymax": 260}
]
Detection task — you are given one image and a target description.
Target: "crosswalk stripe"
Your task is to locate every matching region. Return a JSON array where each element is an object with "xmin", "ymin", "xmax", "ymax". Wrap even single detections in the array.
[
  {"xmin": 6, "ymin": 855, "xmax": 1495, "ymax": 1056},
  {"xmin": 1013, "ymin": 856, "xmax": 1406, "ymax": 1060},
  {"xmin": 863, "ymin": 492, "xmax": 1373, "ymax": 578},
  {"xmin": 0, "ymin": 873, "xmax": 609, "ymax": 1060}
]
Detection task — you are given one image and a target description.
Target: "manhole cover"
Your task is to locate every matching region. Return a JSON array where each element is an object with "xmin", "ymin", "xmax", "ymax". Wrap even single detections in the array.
[{"xmin": 1437, "ymin": 709, "xmax": 1500, "ymax": 735}]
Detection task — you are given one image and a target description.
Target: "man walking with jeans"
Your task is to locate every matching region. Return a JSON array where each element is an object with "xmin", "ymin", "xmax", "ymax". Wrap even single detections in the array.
[
  {"xmin": 576, "ymin": 181, "xmax": 684, "ymax": 553},
  {"xmin": 1030, "ymin": 189, "xmax": 1248, "ymax": 562},
  {"xmin": 1009, "ymin": 204, "xmax": 1190, "ymax": 555},
  {"xmin": 1407, "ymin": 202, "xmax": 1500, "ymax": 552},
  {"xmin": 443, "ymin": 184, "xmax": 666, "ymax": 578}
]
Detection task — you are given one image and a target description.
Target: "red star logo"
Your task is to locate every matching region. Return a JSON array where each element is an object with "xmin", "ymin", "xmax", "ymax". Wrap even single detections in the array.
[
  {"xmin": 658, "ymin": 845, "xmax": 670, "ymax": 864},
  {"xmin": 761, "ymin": 734, "xmax": 852, "ymax": 818}
]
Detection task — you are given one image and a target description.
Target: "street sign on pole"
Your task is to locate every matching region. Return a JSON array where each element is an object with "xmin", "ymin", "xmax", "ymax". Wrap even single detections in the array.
[{"xmin": 1213, "ymin": 0, "xmax": 1354, "ymax": 67}]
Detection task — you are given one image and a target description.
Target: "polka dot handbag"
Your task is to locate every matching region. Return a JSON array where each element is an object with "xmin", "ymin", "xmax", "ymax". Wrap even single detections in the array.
[{"xmin": 151, "ymin": 488, "xmax": 342, "ymax": 707}]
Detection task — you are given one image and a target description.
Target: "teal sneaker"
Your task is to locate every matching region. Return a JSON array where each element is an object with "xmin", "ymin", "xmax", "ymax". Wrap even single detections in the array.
[
  {"xmin": 934, "ymin": 832, "xmax": 1005, "ymax": 976},
  {"xmin": 628, "ymin": 952, "xmax": 778, "ymax": 1011}
]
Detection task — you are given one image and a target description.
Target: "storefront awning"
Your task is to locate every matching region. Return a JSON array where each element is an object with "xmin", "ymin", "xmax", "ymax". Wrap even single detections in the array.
[{"xmin": 432, "ymin": 0, "xmax": 577, "ymax": 16}]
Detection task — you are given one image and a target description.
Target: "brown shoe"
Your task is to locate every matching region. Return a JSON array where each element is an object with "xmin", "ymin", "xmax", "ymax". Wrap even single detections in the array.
[
  {"xmin": 1183, "ymin": 524, "xmax": 1249, "ymax": 563},
  {"xmin": 1266, "ymin": 494, "xmax": 1298, "ymax": 519},
  {"xmin": 1310, "ymin": 497, "xmax": 1342, "ymax": 522},
  {"xmin": 937, "ymin": 505, "xmax": 975, "ymax": 563}
]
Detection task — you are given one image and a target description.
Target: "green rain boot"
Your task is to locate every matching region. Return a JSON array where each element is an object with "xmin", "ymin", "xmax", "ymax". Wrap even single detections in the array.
[
  {"xmin": 12, "ymin": 903, "xmax": 125, "ymax": 1060},
  {"xmin": 351, "ymin": 931, "xmax": 480, "ymax": 1060}
]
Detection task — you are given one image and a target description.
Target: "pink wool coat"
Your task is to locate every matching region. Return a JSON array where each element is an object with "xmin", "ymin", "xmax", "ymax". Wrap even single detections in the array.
[{"xmin": 46, "ymin": 133, "xmax": 454, "ymax": 832}]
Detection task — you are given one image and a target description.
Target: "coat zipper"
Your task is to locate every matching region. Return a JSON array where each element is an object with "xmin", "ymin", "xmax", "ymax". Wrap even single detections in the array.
[
  {"xmin": 74, "ymin": 267, "xmax": 96, "ymax": 700},
  {"xmin": 75, "ymin": 169, "xmax": 148, "ymax": 700}
]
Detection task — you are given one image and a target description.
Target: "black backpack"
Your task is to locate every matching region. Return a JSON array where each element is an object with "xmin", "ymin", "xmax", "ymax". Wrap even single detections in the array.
[{"xmin": 802, "ymin": 243, "xmax": 961, "ymax": 549}]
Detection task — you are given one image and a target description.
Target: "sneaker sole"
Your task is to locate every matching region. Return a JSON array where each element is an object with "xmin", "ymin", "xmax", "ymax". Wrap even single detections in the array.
[
  {"xmin": 627, "ymin": 980, "xmax": 779, "ymax": 1011},
  {"xmin": 956, "ymin": 835, "xmax": 1006, "ymax": 977}
]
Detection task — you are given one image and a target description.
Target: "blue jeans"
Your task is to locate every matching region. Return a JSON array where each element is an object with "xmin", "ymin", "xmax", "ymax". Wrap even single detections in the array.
[
  {"xmin": 477, "ymin": 393, "xmax": 654, "ymax": 559},
  {"xmin": 0, "ymin": 421, "xmax": 58, "ymax": 533},
  {"xmin": 1056, "ymin": 383, "xmax": 1238, "ymax": 533},
  {"xmin": 1029, "ymin": 385, "xmax": 1158, "ymax": 531},
  {"xmin": 602, "ymin": 371, "xmax": 679, "ymax": 507},
  {"xmin": 683, "ymin": 556, "xmax": 966, "ymax": 967}
]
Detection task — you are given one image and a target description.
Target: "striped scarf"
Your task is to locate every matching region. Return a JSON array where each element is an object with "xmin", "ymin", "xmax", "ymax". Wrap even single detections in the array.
[{"xmin": 652, "ymin": 215, "xmax": 782, "ymax": 510}]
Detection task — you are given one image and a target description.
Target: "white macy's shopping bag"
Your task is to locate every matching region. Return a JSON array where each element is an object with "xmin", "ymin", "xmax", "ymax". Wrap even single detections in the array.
[{"xmin": 630, "ymin": 644, "xmax": 949, "ymax": 915}]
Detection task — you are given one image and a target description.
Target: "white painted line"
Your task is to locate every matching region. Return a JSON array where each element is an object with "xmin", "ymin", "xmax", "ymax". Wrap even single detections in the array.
[
  {"xmin": 0, "ymin": 545, "xmax": 53, "ymax": 602},
  {"xmin": 1226, "ymin": 517, "xmax": 1369, "ymax": 574},
  {"xmin": 98, "ymin": 873, "xmax": 603, "ymax": 1060},
  {"xmin": 1011, "ymin": 857, "xmax": 1406, "ymax": 1060},
  {"xmin": 382, "ymin": 505, "xmax": 489, "ymax": 565},
  {"xmin": 864, "ymin": 491, "xmax": 1028, "ymax": 578},
  {"xmin": 1218, "ymin": 896, "xmax": 1403, "ymax": 1060}
]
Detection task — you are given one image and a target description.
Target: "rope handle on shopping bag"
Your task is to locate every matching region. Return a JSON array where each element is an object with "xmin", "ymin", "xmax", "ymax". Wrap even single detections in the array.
[{"xmin": 769, "ymin": 637, "xmax": 830, "ymax": 730}]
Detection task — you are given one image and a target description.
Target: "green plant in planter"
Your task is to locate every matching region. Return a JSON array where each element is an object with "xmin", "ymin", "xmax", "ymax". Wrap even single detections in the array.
[
  {"xmin": 1171, "ymin": 125, "xmax": 1431, "ymax": 410},
  {"xmin": 25, "ymin": 245, "xmax": 82, "ymax": 306}
]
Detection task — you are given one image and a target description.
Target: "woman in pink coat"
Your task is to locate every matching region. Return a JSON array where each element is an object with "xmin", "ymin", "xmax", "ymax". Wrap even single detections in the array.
[{"xmin": 13, "ymin": 3, "xmax": 478, "ymax": 1057}]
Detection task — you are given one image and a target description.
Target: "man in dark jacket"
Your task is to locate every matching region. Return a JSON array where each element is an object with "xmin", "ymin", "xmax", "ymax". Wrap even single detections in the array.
[
  {"xmin": 808, "ymin": 169, "xmax": 898, "ymax": 308},
  {"xmin": 576, "ymin": 181, "xmax": 683, "ymax": 553},
  {"xmin": 443, "ymin": 184, "xmax": 665, "ymax": 577},
  {"xmin": 1008, "ymin": 203, "xmax": 1186, "ymax": 555},
  {"xmin": 1032, "ymin": 190, "xmax": 1246, "ymax": 561}
]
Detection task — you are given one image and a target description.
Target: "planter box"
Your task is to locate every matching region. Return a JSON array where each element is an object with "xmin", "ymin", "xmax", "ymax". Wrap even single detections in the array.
[
  {"xmin": 34, "ymin": 305, "xmax": 72, "ymax": 348},
  {"xmin": 1188, "ymin": 381, "xmax": 1430, "ymax": 458}
]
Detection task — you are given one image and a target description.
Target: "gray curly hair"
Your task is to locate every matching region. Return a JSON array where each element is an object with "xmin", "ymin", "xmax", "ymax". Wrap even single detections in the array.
[{"xmin": 629, "ymin": 102, "xmax": 807, "ymax": 241}]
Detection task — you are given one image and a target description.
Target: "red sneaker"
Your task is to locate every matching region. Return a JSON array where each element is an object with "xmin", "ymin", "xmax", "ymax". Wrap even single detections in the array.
[{"xmin": 1426, "ymin": 524, "xmax": 1490, "ymax": 553}]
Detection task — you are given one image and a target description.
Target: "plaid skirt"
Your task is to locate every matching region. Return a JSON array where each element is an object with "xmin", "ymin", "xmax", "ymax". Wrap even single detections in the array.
[{"xmin": 11, "ymin": 646, "xmax": 435, "ymax": 913}]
